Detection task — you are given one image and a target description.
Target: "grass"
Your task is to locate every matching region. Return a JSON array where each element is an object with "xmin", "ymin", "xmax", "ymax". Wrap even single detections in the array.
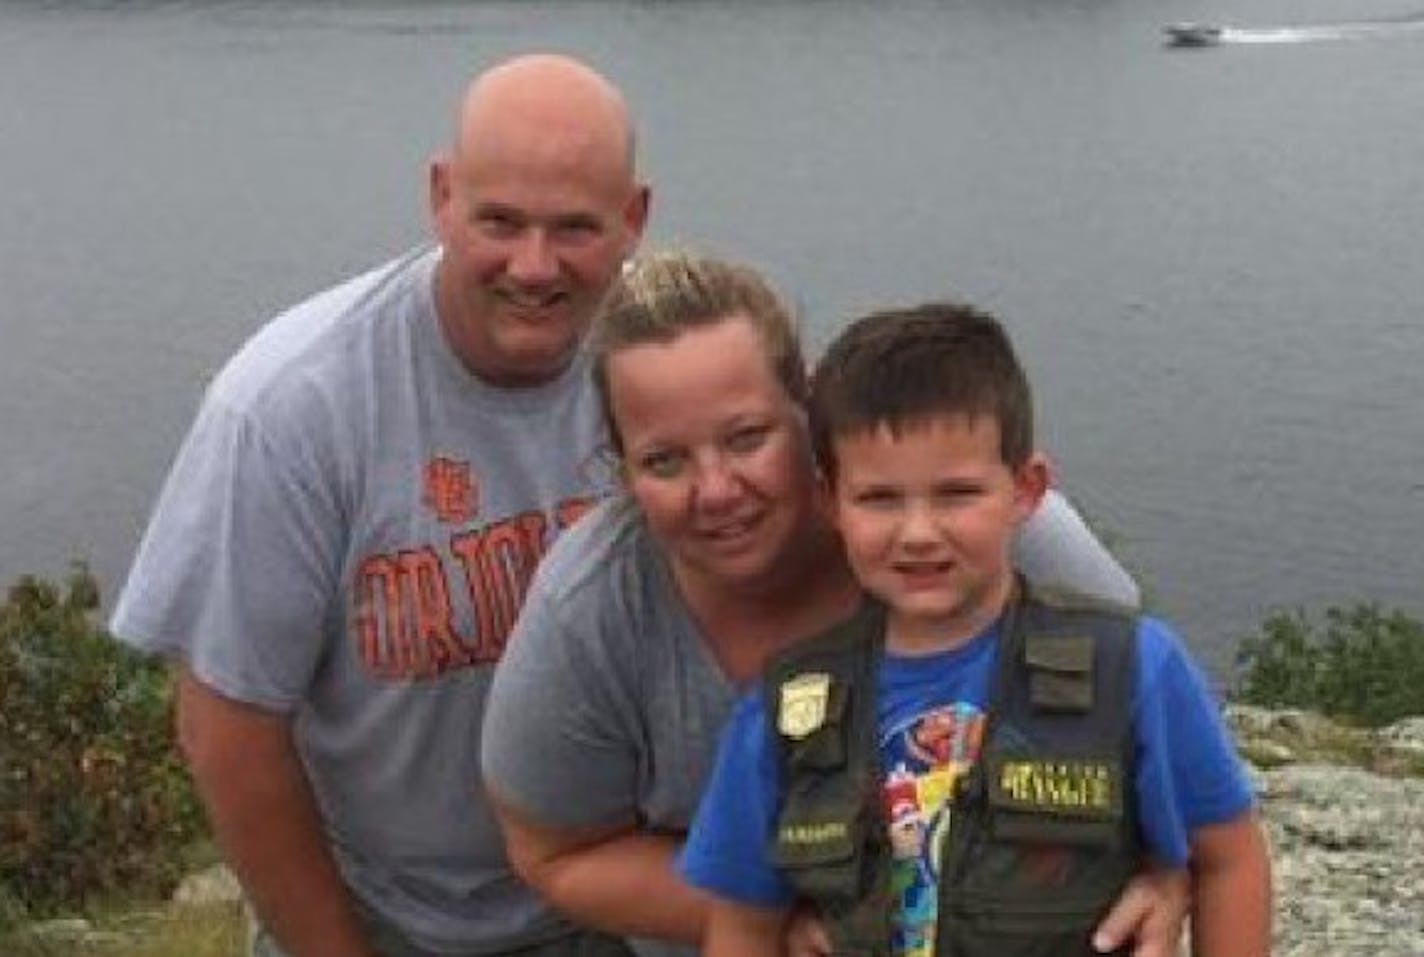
[{"xmin": 0, "ymin": 902, "xmax": 244, "ymax": 957}]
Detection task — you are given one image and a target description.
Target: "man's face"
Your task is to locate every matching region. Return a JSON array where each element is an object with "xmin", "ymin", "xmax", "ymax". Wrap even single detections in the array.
[{"xmin": 431, "ymin": 130, "xmax": 647, "ymax": 386}]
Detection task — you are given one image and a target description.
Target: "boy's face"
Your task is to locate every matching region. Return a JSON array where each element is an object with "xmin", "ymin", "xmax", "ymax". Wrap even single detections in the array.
[{"xmin": 828, "ymin": 414, "xmax": 1048, "ymax": 650}]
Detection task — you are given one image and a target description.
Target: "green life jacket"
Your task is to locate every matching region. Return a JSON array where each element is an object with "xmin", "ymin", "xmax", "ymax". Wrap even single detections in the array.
[{"xmin": 765, "ymin": 582, "xmax": 1140, "ymax": 957}]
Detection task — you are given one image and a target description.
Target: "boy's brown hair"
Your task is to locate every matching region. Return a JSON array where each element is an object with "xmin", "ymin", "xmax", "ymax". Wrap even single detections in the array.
[{"xmin": 809, "ymin": 302, "xmax": 1034, "ymax": 481}]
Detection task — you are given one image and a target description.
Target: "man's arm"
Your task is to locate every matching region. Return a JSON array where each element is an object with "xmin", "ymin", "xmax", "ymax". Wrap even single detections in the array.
[
  {"xmin": 176, "ymin": 667, "xmax": 374, "ymax": 957},
  {"xmin": 488, "ymin": 789, "xmax": 710, "ymax": 944},
  {"xmin": 1187, "ymin": 812, "xmax": 1272, "ymax": 957}
]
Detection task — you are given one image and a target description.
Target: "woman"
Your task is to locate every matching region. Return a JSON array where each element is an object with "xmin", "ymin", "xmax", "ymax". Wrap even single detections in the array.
[{"xmin": 481, "ymin": 252, "xmax": 1178, "ymax": 957}]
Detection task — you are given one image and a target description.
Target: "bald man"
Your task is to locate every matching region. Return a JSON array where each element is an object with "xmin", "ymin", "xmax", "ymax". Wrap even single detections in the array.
[{"xmin": 110, "ymin": 55, "xmax": 648, "ymax": 957}]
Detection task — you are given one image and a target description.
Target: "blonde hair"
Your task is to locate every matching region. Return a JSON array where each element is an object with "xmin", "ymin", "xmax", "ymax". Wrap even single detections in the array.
[{"xmin": 591, "ymin": 250, "xmax": 807, "ymax": 453}]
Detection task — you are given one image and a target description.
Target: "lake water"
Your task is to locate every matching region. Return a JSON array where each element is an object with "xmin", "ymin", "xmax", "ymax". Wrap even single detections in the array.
[{"xmin": 2, "ymin": 0, "xmax": 1421, "ymax": 678}]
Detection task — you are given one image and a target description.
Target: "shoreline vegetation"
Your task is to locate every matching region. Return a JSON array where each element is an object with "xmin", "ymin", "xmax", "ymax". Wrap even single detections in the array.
[{"xmin": 3, "ymin": 566, "xmax": 1421, "ymax": 956}]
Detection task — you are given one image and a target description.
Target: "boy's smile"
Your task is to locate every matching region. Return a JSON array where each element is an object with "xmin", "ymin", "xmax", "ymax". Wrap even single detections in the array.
[{"xmin": 829, "ymin": 414, "xmax": 1048, "ymax": 654}]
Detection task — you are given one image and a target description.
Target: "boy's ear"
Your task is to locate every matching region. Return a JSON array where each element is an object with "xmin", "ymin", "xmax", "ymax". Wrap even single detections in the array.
[{"xmin": 1013, "ymin": 452, "xmax": 1052, "ymax": 522}]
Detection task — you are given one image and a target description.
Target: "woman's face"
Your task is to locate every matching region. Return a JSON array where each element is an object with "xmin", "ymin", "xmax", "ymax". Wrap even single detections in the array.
[{"xmin": 606, "ymin": 313, "xmax": 818, "ymax": 593}]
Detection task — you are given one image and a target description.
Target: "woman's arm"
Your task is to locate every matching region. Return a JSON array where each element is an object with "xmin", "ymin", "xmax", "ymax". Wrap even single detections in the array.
[
  {"xmin": 704, "ymin": 898, "xmax": 787, "ymax": 957},
  {"xmin": 488, "ymin": 788, "xmax": 711, "ymax": 944},
  {"xmin": 1014, "ymin": 488, "xmax": 1140, "ymax": 608}
]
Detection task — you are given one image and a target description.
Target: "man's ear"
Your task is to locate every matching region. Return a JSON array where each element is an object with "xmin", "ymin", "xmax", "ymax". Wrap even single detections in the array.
[
  {"xmin": 428, "ymin": 156, "xmax": 454, "ymax": 239},
  {"xmin": 1013, "ymin": 451, "xmax": 1052, "ymax": 523},
  {"xmin": 622, "ymin": 184, "xmax": 651, "ymax": 246}
]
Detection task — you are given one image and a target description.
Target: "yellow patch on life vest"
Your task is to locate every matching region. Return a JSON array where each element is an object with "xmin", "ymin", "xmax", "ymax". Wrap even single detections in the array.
[
  {"xmin": 996, "ymin": 759, "xmax": 1118, "ymax": 816},
  {"xmin": 778, "ymin": 672, "xmax": 832, "ymax": 740}
]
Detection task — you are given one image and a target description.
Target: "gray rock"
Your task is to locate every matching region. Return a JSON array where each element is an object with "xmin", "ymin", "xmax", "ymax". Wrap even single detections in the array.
[
  {"xmin": 22, "ymin": 916, "xmax": 128, "ymax": 950},
  {"xmin": 1249, "ymin": 722, "xmax": 1424, "ymax": 956},
  {"xmin": 27, "ymin": 916, "xmax": 93, "ymax": 938},
  {"xmin": 171, "ymin": 861, "xmax": 243, "ymax": 906},
  {"xmin": 1379, "ymin": 716, "xmax": 1424, "ymax": 755}
]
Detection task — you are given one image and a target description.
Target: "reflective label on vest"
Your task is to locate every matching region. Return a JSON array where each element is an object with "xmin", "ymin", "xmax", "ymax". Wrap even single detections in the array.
[
  {"xmin": 779, "ymin": 671, "xmax": 832, "ymax": 740},
  {"xmin": 779, "ymin": 820, "xmax": 850, "ymax": 846},
  {"xmin": 989, "ymin": 756, "xmax": 1123, "ymax": 818},
  {"xmin": 773, "ymin": 817, "xmax": 858, "ymax": 867}
]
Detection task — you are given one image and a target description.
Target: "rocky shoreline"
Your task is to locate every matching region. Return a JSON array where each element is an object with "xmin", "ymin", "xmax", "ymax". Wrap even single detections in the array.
[
  {"xmin": 19, "ymin": 707, "xmax": 1424, "ymax": 955},
  {"xmin": 1227, "ymin": 706, "xmax": 1424, "ymax": 957}
]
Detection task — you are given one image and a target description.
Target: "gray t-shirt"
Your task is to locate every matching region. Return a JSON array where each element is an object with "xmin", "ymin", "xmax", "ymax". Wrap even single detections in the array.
[
  {"xmin": 111, "ymin": 246, "xmax": 608, "ymax": 954},
  {"xmin": 481, "ymin": 490, "xmax": 1137, "ymax": 957}
]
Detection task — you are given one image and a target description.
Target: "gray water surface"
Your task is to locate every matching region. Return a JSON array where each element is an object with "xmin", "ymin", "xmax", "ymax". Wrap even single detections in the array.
[{"xmin": 3, "ymin": 0, "xmax": 1422, "ymax": 677}]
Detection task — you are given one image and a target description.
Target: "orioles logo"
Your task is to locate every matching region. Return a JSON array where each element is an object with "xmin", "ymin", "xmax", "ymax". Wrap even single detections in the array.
[{"xmin": 423, "ymin": 456, "xmax": 478, "ymax": 525}]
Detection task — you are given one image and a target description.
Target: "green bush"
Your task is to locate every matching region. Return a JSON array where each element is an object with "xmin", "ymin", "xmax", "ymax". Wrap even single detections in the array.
[
  {"xmin": 0, "ymin": 565, "xmax": 205, "ymax": 922},
  {"xmin": 1234, "ymin": 603, "xmax": 1424, "ymax": 728}
]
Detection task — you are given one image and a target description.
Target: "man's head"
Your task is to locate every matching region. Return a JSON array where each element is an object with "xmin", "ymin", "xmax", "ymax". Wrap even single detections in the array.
[
  {"xmin": 809, "ymin": 303, "xmax": 1049, "ymax": 647},
  {"xmin": 430, "ymin": 53, "xmax": 650, "ymax": 386}
]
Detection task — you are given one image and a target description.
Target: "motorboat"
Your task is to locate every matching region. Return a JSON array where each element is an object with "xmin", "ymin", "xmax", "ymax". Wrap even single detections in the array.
[{"xmin": 1163, "ymin": 22, "xmax": 1224, "ymax": 46}]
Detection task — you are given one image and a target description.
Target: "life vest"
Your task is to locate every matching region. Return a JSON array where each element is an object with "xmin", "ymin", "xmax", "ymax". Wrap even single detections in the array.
[{"xmin": 765, "ymin": 582, "xmax": 1140, "ymax": 957}]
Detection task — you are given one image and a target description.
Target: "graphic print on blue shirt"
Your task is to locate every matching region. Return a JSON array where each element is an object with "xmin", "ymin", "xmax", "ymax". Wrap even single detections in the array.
[{"xmin": 882, "ymin": 700, "xmax": 986, "ymax": 957}]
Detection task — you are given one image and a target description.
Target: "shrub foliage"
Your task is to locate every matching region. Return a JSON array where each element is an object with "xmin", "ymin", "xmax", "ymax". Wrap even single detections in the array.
[
  {"xmin": 1235, "ymin": 603, "xmax": 1424, "ymax": 728},
  {"xmin": 0, "ymin": 566, "xmax": 204, "ymax": 919}
]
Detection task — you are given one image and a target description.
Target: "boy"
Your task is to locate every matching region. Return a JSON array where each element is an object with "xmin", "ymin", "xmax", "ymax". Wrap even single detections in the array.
[{"xmin": 678, "ymin": 303, "xmax": 1270, "ymax": 957}]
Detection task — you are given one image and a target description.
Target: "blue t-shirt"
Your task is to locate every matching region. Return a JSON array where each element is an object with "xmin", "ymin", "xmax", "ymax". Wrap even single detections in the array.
[{"xmin": 678, "ymin": 614, "xmax": 1253, "ymax": 957}]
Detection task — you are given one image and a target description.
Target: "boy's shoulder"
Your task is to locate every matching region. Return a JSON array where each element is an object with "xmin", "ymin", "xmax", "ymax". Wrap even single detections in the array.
[{"xmin": 1023, "ymin": 580, "xmax": 1140, "ymax": 621}]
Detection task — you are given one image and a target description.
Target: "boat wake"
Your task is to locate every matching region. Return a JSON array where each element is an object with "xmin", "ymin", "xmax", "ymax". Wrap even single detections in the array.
[
  {"xmin": 1225, "ymin": 18, "xmax": 1424, "ymax": 44},
  {"xmin": 1168, "ymin": 13, "xmax": 1424, "ymax": 47}
]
